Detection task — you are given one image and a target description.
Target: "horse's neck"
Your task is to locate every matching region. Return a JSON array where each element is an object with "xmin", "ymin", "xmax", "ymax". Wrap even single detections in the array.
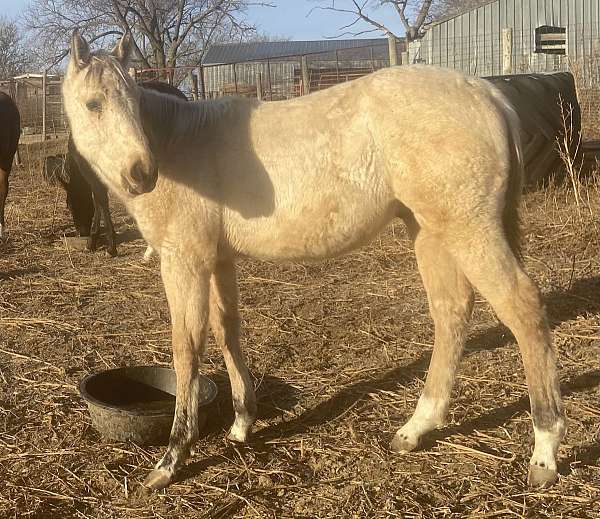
[{"xmin": 140, "ymin": 90, "xmax": 201, "ymax": 149}]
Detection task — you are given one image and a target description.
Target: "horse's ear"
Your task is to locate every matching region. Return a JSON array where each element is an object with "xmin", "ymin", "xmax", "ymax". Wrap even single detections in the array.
[
  {"xmin": 111, "ymin": 32, "xmax": 133, "ymax": 66},
  {"xmin": 71, "ymin": 29, "xmax": 90, "ymax": 68}
]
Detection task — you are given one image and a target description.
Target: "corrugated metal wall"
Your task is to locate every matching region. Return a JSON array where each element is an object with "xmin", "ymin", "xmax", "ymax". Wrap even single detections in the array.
[{"xmin": 409, "ymin": 0, "xmax": 600, "ymax": 76}]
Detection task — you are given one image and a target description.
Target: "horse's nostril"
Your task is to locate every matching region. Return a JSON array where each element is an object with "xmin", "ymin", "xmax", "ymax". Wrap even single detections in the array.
[
  {"xmin": 127, "ymin": 159, "xmax": 157, "ymax": 195},
  {"xmin": 130, "ymin": 161, "xmax": 145, "ymax": 184}
]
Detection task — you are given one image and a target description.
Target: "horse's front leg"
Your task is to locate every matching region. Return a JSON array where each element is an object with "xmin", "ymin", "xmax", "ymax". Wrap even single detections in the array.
[
  {"xmin": 209, "ymin": 260, "xmax": 256, "ymax": 442},
  {"xmin": 144, "ymin": 253, "xmax": 212, "ymax": 490}
]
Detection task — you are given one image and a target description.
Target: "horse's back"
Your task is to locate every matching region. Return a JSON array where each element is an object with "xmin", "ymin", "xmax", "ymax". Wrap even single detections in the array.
[{"xmin": 215, "ymin": 66, "xmax": 517, "ymax": 258}]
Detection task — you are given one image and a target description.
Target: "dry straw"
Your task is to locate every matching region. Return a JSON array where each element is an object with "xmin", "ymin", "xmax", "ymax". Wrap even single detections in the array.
[{"xmin": 0, "ymin": 134, "xmax": 598, "ymax": 517}]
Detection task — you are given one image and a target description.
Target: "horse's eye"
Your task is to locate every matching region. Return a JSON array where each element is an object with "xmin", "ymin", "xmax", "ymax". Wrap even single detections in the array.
[{"xmin": 86, "ymin": 100, "xmax": 102, "ymax": 113}]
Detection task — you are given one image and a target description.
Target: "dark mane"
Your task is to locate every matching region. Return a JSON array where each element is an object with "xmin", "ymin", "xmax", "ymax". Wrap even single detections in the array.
[{"xmin": 139, "ymin": 89, "xmax": 243, "ymax": 151}]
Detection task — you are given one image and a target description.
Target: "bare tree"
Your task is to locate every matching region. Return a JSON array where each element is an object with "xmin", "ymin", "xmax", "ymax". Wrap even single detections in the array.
[
  {"xmin": 0, "ymin": 17, "xmax": 32, "ymax": 79},
  {"xmin": 24, "ymin": 0, "xmax": 273, "ymax": 78},
  {"xmin": 312, "ymin": 0, "xmax": 433, "ymax": 42}
]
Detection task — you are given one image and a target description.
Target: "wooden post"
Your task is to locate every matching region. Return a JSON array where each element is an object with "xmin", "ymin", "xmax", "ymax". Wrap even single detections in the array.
[
  {"xmin": 189, "ymin": 71, "xmax": 199, "ymax": 100},
  {"xmin": 198, "ymin": 65, "xmax": 206, "ymax": 99},
  {"xmin": 335, "ymin": 50, "xmax": 340, "ymax": 82},
  {"xmin": 233, "ymin": 63, "xmax": 238, "ymax": 94},
  {"xmin": 128, "ymin": 67, "xmax": 136, "ymax": 79},
  {"xmin": 267, "ymin": 59, "xmax": 273, "ymax": 100},
  {"xmin": 370, "ymin": 47, "xmax": 375, "ymax": 71},
  {"xmin": 41, "ymin": 70, "xmax": 47, "ymax": 142},
  {"xmin": 255, "ymin": 69, "xmax": 262, "ymax": 101},
  {"xmin": 301, "ymin": 55, "xmax": 310, "ymax": 95},
  {"xmin": 388, "ymin": 34, "xmax": 398, "ymax": 66},
  {"xmin": 401, "ymin": 51, "xmax": 409, "ymax": 65},
  {"xmin": 502, "ymin": 28, "xmax": 513, "ymax": 75},
  {"xmin": 13, "ymin": 79, "xmax": 21, "ymax": 165}
]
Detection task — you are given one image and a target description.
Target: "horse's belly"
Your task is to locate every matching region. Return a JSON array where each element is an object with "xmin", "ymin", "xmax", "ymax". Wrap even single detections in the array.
[{"xmin": 225, "ymin": 192, "xmax": 396, "ymax": 261}]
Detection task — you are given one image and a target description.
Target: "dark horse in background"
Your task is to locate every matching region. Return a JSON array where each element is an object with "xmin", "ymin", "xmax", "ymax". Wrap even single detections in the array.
[
  {"xmin": 0, "ymin": 91, "xmax": 21, "ymax": 240},
  {"xmin": 45, "ymin": 81, "xmax": 187, "ymax": 255}
]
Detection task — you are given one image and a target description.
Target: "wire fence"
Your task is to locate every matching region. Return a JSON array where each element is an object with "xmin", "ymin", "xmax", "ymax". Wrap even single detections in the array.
[
  {"xmin": 0, "ymin": 74, "xmax": 68, "ymax": 143},
  {"xmin": 133, "ymin": 41, "xmax": 395, "ymax": 101}
]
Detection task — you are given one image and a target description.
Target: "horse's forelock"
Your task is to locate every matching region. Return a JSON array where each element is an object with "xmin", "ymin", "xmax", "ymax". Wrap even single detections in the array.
[{"xmin": 84, "ymin": 54, "xmax": 132, "ymax": 90}]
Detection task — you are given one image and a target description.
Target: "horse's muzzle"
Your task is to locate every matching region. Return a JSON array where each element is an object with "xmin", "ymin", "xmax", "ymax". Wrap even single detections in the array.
[{"xmin": 123, "ymin": 160, "xmax": 158, "ymax": 195}]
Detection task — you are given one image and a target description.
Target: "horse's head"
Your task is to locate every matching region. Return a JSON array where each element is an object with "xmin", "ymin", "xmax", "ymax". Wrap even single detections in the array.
[{"xmin": 63, "ymin": 30, "xmax": 157, "ymax": 197}]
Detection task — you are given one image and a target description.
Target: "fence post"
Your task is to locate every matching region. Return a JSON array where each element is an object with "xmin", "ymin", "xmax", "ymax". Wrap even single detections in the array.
[
  {"xmin": 128, "ymin": 67, "xmax": 136, "ymax": 80},
  {"xmin": 13, "ymin": 79, "xmax": 21, "ymax": 165},
  {"xmin": 255, "ymin": 69, "xmax": 263, "ymax": 101},
  {"xmin": 190, "ymin": 71, "xmax": 199, "ymax": 100},
  {"xmin": 502, "ymin": 28, "xmax": 513, "ymax": 75},
  {"xmin": 199, "ymin": 66, "xmax": 206, "ymax": 99},
  {"xmin": 401, "ymin": 51, "xmax": 409, "ymax": 65},
  {"xmin": 42, "ymin": 70, "xmax": 47, "ymax": 142},
  {"xmin": 233, "ymin": 63, "xmax": 238, "ymax": 94},
  {"xmin": 388, "ymin": 34, "xmax": 398, "ymax": 66},
  {"xmin": 301, "ymin": 55, "xmax": 310, "ymax": 95}
]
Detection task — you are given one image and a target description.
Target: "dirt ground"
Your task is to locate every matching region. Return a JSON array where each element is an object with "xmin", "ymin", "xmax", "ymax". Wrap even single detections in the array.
[{"xmin": 0, "ymin": 156, "xmax": 599, "ymax": 518}]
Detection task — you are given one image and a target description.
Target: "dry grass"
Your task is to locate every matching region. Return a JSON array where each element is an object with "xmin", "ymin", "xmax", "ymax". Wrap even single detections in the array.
[
  {"xmin": 569, "ymin": 57, "xmax": 600, "ymax": 141},
  {"xmin": 0, "ymin": 156, "xmax": 599, "ymax": 518}
]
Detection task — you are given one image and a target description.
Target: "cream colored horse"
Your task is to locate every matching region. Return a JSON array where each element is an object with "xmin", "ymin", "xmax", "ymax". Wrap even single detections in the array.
[{"xmin": 63, "ymin": 31, "xmax": 565, "ymax": 490}]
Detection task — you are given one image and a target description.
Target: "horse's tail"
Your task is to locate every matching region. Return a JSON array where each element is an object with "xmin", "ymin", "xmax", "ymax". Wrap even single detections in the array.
[{"xmin": 490, "ymin": 88, "xmax": 524, "ymax": 262}]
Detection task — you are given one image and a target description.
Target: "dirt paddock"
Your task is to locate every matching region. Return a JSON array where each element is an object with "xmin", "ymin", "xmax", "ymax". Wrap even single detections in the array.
[{"xmin": 0, "ymin": 158, "xmax": 599, "ymax": 518}]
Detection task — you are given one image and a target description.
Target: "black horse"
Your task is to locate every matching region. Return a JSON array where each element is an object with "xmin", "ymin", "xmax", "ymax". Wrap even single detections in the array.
[
  {"xmin": 0, "ymin": 92, "xmax": 21, "ymax": 240},
  {"xmin": 46, "ymin": 81, "xmax": 187, "ymax": 255}
]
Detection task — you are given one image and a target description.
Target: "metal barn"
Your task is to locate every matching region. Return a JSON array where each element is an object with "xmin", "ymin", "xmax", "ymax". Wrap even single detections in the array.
[
  {"xmin": 408, "ymin": 0, "xmax": 600, "ymax": 137},
  {"xmin": 408, "ymin": 0, "xmax": 600, "ymax": 76}
]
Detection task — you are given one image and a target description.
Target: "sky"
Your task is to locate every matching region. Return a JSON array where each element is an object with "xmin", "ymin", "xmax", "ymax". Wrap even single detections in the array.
[{"xmin": 0, "ymin": 0, "xmax": 405, "ymax": 40}]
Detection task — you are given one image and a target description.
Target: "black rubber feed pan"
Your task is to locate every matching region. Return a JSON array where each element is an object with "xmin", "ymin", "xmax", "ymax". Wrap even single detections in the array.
[{"xmin": 80, "ymin": 366, "xmax": 218, "ymax": 445}]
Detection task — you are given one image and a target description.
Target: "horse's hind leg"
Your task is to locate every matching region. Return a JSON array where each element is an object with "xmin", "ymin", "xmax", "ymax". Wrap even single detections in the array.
[
  {"xmin": 450, "ymin": 228, "xmax": 565, "ymax": 487},
  {"xmin": 391, "ymin": 227, "xmax": 474, "ymax": 453},
  {"xmin": 0, "ymin": 167, "xmax": 9, "ymax": 240},
  {"xmin": 209, "ymin": 261, "xmax": 257, "ymax": 442}
]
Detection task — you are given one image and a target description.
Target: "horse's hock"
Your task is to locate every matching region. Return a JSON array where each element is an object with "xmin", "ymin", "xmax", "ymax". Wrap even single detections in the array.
[{"xmin": 486, "ymin": 72, "xmax": 582, "ymax": 186}]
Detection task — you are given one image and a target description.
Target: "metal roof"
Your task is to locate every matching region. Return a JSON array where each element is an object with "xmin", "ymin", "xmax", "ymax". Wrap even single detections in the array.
[
  {"xmin": 203, "ymin": 38, "xmax": 395, "ymax": 65},
  {"xmin": 426, "ymin": 0, "xmax": 497, "ymax": 27}
]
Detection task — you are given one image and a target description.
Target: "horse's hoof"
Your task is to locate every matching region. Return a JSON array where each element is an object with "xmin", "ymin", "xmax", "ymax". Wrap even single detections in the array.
[
  {"xmin": 390, "ymin": 431, "xmax": 419, "ymax": 453},
  {"xmin": 143, "ymin": 247, "xmax": 155, "ymax": 262},
  {"xmin": 226, "ymin": 423, "xmax": 251, "ymax": 443},
  {"xmin": 528, "ymin": 464, "xmax": 558, "ymax": 487},
  {"xmin": 143, "ymin": 468, "xmax": 172, "ymax": 491}
]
